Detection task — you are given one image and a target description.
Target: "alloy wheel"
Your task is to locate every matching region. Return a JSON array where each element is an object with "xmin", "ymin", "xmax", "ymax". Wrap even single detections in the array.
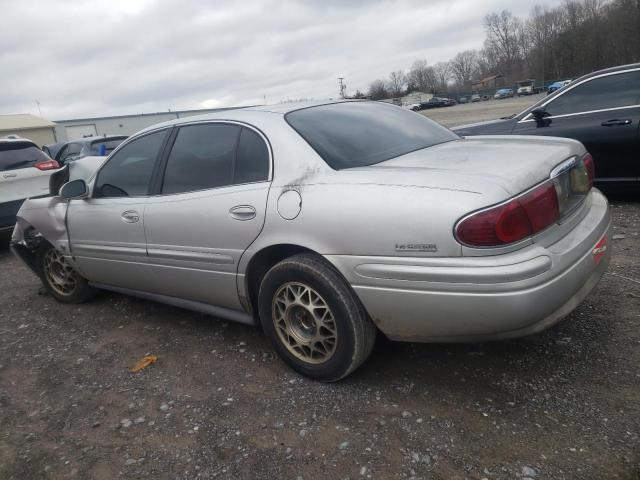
[
  {"xmin": 43, "ymin": 248, "xmax": 78, "ymax": 296},
  {"xmin": 272, "ymin": 282, "xmax": 337, "ymax": 364}
]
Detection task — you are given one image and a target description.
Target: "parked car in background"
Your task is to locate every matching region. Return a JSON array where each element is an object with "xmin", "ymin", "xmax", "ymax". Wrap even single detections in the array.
[
  {"xmin": 420, "ymin": 97, "xmax": 450, "ymax": 109},
  {"xmin": 516, "ymin": 79, "xmax": 536, "ymax": 96},
  {"xmin": 458, "ymin": 96, "xmax": 468, "ymax": 104},
  {"xmin": 471, "ymin": 94, "xmax": 481, "ymax": 102},
  {"xmin": 42, "ymin": 142, "xmax": 65, "ymax": 160},
  {"xmin": 442, "ymin": 98, "xmax": 456, "ymax": 106},
  {"xmin": 494, "ymin": 88, "xmax": 514, "ymax": 99},
  {"xmin": 547, "ymin": 79, "xmax": 573, "ymax": 95},
  {"xmin": 1, "ymin": 138, "xmax": 60, "ymax": 233},
  {"xmin": 403, "ymin": 103, "xmax": 421, "ymax": 111},
  {"xmin": 453, "ymin": 63, "xmax": 640, "ymax": 186},
  {"xmin": 12, "ymin": 100, "xmax": 610, "ymax": 381},
  {"xmin": 53, "ymin": 135, "xmax": 128, "ymax": 165}
]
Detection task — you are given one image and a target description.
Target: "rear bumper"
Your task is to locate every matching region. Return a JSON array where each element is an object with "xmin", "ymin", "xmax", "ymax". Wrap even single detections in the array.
[{"xmin": 326, "ymin": 190, "xmax": 611, "ymax": 342}]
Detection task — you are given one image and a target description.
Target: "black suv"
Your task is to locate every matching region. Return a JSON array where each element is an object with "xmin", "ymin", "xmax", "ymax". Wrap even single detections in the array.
[{"xmin": 453, "ymin": 63, "xmax": 640, "ymax": 186}]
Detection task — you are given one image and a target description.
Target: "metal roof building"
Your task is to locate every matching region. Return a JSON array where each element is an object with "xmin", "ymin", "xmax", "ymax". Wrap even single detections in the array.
[
  {"xmin": 0, "ymin": 114, "xmax": 57, "ymax": 147},
  {"xmin": 53, "ymin": 107, "xmax": 246, "ymax": 143}
]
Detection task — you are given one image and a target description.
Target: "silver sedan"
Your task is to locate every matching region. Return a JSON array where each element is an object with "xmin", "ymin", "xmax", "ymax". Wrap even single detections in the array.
[{"xmin": 11, "ymin": 101, "xmax": 611, "ymax": 381}]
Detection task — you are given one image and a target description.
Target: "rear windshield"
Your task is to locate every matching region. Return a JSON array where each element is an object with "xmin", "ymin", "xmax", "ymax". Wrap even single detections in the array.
[
  {"xmin": 89, "ymin": 138, "xmax": 126, "ymax": 155},
  {"xmin": 0, "ymin": 142, "xmax": 48, "ymax": 171},
  {"xmin": 285, "ymin": 102, "xmax": 458, "ymax": 170}
]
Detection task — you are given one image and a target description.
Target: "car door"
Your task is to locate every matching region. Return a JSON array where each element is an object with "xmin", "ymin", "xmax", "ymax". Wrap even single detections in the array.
[
  {"xmin": 57, "ymin": 143, "xmax": 83, "ymax": 165},
  {"xmin": 66, "ymin": 129, "xmax": 169, "ymax": 290},
  {"xmin": 143, "ymin": 122, "xmax": 271, "ymax": 310},
  {"xmin": 513, "ymin": 68, "xmax": 640, "ymax": 183}
]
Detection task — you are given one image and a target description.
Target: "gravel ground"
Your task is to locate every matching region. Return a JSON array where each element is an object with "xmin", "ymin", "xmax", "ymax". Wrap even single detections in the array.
[
  {"xmin": 0, "ymin": 194, "xmax": 639, "ymax": 480},
  {"xmin": 421, "ymin": 94, "xmax": 545, "ymax": 128}
]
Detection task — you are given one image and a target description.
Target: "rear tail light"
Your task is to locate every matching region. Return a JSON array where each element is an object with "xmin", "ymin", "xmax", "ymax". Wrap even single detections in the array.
[
  {"xmin": 582, "ymin": 154, "xmax": 594, "ymax": 189},
  {"xmin": 456, "ymin": 182, "xmax": 559, "ymax": 247},
  {"xmin": 34, "ymin": 159, "xmax": 60, "ymax": 171},
  {"xmin": 456, "ymin": 154, "xmax": 593, "ymax": 248}
]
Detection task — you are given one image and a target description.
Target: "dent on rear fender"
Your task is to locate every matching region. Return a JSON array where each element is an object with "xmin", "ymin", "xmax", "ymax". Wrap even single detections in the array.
[{"xmin": 12, "ymin": 197, "xmax": 70, "ymax": 252}]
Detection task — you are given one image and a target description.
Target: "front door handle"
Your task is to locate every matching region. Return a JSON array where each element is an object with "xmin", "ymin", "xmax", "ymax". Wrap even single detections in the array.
[
  {"xmin": 121, "ymin": 210, "xmax": 140, "ymax": 223},
  {"xmin": 601, "ymin": 119, "xmax": 632, "ymax": 127},
  {"xmin": 229, "ymin": 205, "xmax": 256, "ymax": 221},
  {"xmin": 2, "ymin": 173, "xmax": 17, "ymax": 179}
]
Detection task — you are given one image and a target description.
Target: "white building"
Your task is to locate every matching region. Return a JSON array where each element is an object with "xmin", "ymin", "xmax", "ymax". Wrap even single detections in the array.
[{"xmin": 53, "ymin": 107, "xmax": 246, "ymax": 142}]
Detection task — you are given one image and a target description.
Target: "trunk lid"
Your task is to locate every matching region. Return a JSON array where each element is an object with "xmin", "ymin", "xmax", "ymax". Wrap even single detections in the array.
[{"xmin": 362, "ymin": 135, "xmax": 587, "ymax": 195}]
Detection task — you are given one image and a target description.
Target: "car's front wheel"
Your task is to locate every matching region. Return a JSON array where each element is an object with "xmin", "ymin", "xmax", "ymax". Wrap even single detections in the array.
[
  {"xmin": 36, "ymin": 244, "xmax": 96, "ymax": 303},
  {"xmin": 258, "ymin": 254, "xmax": 376, "ymax": 382}
]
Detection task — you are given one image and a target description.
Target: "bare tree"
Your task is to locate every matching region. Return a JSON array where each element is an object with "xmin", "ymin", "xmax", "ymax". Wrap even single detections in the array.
[
  {"xmin": 432, "ymin": 62, "xmax": 452, "ymax": 94},
  {"xmin": 364, "ymin": 0, "xmax": 640, "ymax": 100},
  {"xmin": 368, "ymin": 79, "xmax": 388, "ymax": 100},
  {"xmin": 387, "ymin": 70, "xmax": 407, "ymax": 97},
  {"xmin": 450, "ymin": 50, "xmax": 479, "ymax": 87},
  {"xmin": 484, "ymin": 10, "xmax": 522, "ymax": 78},
  {"xmin": 407, "ymin": 60, "xmax": 436, "ymax": 93}
]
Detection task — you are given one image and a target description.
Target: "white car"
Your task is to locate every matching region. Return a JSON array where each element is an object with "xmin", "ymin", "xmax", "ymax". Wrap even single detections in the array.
[{"xmin": 0, "ymin": 137, "xmax": 60, "ymax": 233}]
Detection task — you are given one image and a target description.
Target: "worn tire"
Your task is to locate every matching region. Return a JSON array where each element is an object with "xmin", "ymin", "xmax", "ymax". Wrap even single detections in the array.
[
  {"xmin": 36, "ymin": 244, "xmax": 96, "ymax": 304},
  {"xmin": 258, "ymin": 253, "xmax": 376, "ymax": 382}
]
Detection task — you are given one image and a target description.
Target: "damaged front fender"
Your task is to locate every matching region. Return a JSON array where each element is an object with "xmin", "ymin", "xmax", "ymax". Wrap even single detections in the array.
[{"xmin": 11, "ymin": 197, "xmax": 70, "ymax": 274}]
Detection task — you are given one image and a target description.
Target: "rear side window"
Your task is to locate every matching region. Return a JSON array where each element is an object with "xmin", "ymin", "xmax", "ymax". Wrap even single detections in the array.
[
  {"xmin": 546, "ymin": 70, "xmax": 640, "ymax": 116},
  {"xmin": 0, "ymin": 142, "xmax": 48, "ymax": 171},
  {"xmin": 94, "ymin": 130, "xmax": 167, "ymax": 198},
  {"xmin": 235, "ymin": 127, "xmax": 269, "ymax": 184},
  {"xmin": 162, "ymin": 123, "xmax": 240, "ymax": 194},
  {"xmin": 286, "ymin": 102, "xmax": 458, "ymax": 170}
]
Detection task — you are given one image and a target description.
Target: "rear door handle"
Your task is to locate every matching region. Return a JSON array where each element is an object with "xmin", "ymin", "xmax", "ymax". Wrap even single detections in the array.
[
  {"xmin": 229, "ymin": 205, "xmax": 256, "ymax": 221},
  {"xmin": 601, "ymin": 119, "xmax": 632, "ymax": 127},
  {"xmin": 121, "ymin": 210, "xmax": 140, "ymax": 223},
  {"xmin": 2, "ymin": 173, "xmax": 17, "ymax": 178}
]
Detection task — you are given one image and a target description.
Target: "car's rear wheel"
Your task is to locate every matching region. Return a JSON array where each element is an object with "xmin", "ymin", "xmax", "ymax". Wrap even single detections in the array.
[
  {"xmin": 36, "ymin": 244, "xmax": 96, "ymax": 303},
  {"xmin": 258, "ymin": 253, "xmax": 376, "ymax": 382}
]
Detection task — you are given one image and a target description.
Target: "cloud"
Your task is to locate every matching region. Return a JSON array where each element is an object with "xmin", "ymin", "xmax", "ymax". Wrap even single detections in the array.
[{"xmin": 0, "ymin": 0, "xmax": 564, "ymax": 119}]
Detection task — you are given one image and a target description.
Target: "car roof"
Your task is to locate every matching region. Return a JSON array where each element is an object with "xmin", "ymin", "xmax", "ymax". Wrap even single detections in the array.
[
  {"xmin": 66, "ymin": 135, "xmax": 128, "ymax": 145},
  {"xmin": 0, "ymin": 137, "xmax": 38, "ymax": 147},
  {"xmin": 134, "ymin": 99, "xmax": 366, "ymax": 135},
  {"xmin": 578, "ymin": 62, "xmax": 640, "ymax": 81}
]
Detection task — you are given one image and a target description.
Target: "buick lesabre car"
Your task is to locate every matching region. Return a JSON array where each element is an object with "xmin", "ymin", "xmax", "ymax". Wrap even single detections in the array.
[{"xmin": 11, "ymin": 101, "xmax": 611, "ymax": 381}]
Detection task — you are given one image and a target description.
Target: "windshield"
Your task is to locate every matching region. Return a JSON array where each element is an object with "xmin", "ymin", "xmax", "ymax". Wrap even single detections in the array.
[{"xmin": 285, "ymin": 102, "xmax": 458, "ymax": 170}]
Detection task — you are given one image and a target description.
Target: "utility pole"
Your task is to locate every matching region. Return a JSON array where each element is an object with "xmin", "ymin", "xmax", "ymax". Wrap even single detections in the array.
[{"xmin": 338, "ymin": 77, "xmax": 346, "ymax": 99}]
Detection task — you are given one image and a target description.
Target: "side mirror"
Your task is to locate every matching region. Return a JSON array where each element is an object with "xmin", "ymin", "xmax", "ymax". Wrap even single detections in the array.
[
  {"xmin": 531, "ymin": 108, "xmax": 551, "ymax": 127},
  {"xmin": 60, "ymin": 179, "xmax": 88, "ymax": 199}
]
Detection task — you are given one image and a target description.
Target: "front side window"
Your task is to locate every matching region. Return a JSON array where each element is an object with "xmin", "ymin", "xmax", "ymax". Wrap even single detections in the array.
[
  {"xmin": 545, "ymin": 70, "xmax": 640, "ymax": 117},
  {"xmin": 162, "ymin": 123, "xmax": 240, "ymax": 195},
  {"xmin": 94, "ymin": 130, "xmax": 167, "ymax": 198},
  {"xmin": 285, "ymin": 102, "xmax": 458, "ymax": 170}
]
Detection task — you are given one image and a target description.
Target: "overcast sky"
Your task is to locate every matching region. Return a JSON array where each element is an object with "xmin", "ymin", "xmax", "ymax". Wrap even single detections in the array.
[{"xmin": 1, "ymin": 0, "xmax": 564, "ymax": 120}]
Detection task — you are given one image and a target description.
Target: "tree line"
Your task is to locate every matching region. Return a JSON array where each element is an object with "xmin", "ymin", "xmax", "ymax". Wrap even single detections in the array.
[{"xmin": 365, "ymin": 0, "xmax": 640, "ymax": 100}]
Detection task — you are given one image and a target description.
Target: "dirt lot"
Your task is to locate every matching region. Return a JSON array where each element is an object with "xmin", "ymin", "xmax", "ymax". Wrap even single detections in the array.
[
  {"xmin": 0, "ymin": 195, "xmax": 639, "ymax": 480},
  {"xmin": 421, "ymin": 94, "xmax": 545, "ymax": 128}
]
